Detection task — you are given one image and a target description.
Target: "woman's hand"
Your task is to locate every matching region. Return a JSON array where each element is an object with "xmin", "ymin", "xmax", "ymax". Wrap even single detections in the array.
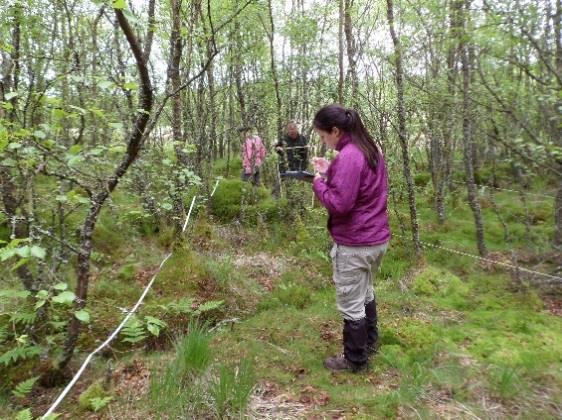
[{"xmin": 312, "ymin": 157, "xmax": 330, "ymax": 175}]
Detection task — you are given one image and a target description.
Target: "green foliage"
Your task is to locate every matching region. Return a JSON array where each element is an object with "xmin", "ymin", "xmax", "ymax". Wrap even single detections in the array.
[
  {"xmin": 411, "ymin": 265, "xmax": 468, "ymax": 297},
  {"xmin": 78, "ymin": 381, "xmax": 111, "ymax": 412},
  {"xmin": 259, "ymin": 281, "xmax": 312, "ymax": 311},
  {"xmin": 488, "ymin": 365, "xmax": 522, "ymax": 399},
  {"xmin": 90, "ymin": 396, "xmax": 113, "ymax": 412},
  {"xmin": 212, "ymin": 156, "xmax": 242, "ymax": 177},
  {"xmin": 413, "ymin": 172, "xmax": 431, "ymax": 187},
  {"xmin": 120, "ymin": 315, "xmax": 167, "ymax": 344},
  {"xmin": 0, "ymin": 345, "xmax": 41, "ymax": 367},
  {"xmin": 12, "ymin": 376, "xmax": 39, "ymax": 398},
  {"xmin": 120, "ymin": 316, "xmax": 148, "ymax": 344},
  {"xmin": 210, "ymin": 359, "xmax": 255, "ymax": 418},
  {"xmin": 149, "ymin": 363, "xmax": 184, "ymax": 416},
  {"xmin": 174, "ymin": 321, "xmax": 212, "ymax": 376},
  {"xmin": 210, "ymin": 179, "xmax": 271, "ymax": 222},
  {"xmin": 117, "ymin": 264, "xmax": 137, "ymax": 281},
  {"xmin": 15, "ymin": 409, "xmax": 33, "ymax": 420}
]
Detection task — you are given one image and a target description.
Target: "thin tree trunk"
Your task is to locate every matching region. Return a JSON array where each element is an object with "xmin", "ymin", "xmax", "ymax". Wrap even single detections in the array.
[
  {"xmin": 386, "ymin": 0, "xmax": 422, "ymax": 256},
  {"xmin": 168, "ymin": 0, "xmax": 187, "ymax": 233},
  {"xmin": 344, "ymin": 0, "xmax": 358, "ymax": 105},
  {"xmin": 266, "ymin": 0, "xmax": 282, "ymax": 136},
  {"xmin": 459, "ymin": 0, "xmax": 487, "ymax": 256},
  {"xmin": 553, "ymin": 0, "xmax": 562, "ymax": 247},
  {"xmin": 59, "ymin": 7, "xmax": 155, "ymax": 372},
  {"xmin": 338, "ymin": 0, "xmax": 344, "ymax": 103}
]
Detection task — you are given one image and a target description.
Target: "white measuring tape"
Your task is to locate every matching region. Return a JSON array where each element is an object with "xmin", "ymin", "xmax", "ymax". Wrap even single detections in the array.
[
  {"xmin": 393, "ymin": 233, "xmax": 561, "ymax": 284},
  {"xmin": 43, "ymin": 180, "xmax": 222, "ymax": 418}
]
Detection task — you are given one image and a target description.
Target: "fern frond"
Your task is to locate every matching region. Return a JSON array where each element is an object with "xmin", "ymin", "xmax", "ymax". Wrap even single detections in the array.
[
  {"xmin": 13, "ymin": 376, "xmax": 40, "ymax": 398},
  {"xmin": 120, "ymin": 316, "xmax": 147, "ymax": 343},
  {"xmin": 0, "ymin": 345, "xmax": 41, "ymax": 366},
  {"xmin": 194, "ymin": 300, "xmax": 224, "ymax": 315},
  {"xmin": 90, "ymin": 396, "xmax": 113, "ymax": 412},
  {"xmin": 10, "ymin": 311, "xmax": 37, "ymax": 326},
  {"xmin": 15, "ymin": 408, "xmax": 33, "ymax": 420}
]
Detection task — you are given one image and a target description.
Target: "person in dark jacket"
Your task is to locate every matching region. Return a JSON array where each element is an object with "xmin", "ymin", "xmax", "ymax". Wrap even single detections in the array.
[
  {"xmin": 276, "ymin": 121, "xmax": 309, "ymax": 172},
  {"xmin": 312, "ymin": 104, "xmax": 391, "ymax": 373}
]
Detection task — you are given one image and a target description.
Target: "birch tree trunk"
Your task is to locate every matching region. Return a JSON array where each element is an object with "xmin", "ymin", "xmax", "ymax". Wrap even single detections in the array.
[
  {"xmin": 338, "ymin": 0, "xmax": 345, "ymax": 103},
  {"xmin": 459, "ymin": 0, "xmax": 487, "ymax": 256},
  {"xmin": 59, "ymin": 6, "xmax": 155, "ymax": 372},
  {"xmin": 386, "ymin": 0, "xmax": 422, "ymax": 256}
]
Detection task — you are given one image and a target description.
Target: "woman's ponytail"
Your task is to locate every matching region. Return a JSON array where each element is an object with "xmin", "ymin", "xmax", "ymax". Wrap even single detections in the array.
[{"xmin": 314, "ymin": 104, "xmax": 379, "ymax": 170}]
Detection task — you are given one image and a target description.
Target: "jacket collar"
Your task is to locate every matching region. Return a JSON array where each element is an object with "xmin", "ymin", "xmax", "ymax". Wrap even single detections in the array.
[{"xmin": 335, "ymin": 133, "xmax": 351, "ymax": 151}]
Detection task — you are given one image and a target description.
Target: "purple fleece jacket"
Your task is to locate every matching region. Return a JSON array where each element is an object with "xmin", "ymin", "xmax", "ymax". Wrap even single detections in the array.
[{"xmin": 313, "ymin": 135, "xmax": 391, "ymax": 246}]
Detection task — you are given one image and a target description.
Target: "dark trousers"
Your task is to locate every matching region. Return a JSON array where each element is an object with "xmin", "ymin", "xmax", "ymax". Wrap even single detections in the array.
[{"xmin": 242, "ymin": 169, "xmax": 260, "ymax": 186}]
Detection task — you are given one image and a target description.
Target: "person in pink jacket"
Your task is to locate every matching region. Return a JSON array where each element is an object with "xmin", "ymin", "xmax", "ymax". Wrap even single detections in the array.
[{"xmin": 239, "ymin": 127, "xmax": 267, "ymax": 186}]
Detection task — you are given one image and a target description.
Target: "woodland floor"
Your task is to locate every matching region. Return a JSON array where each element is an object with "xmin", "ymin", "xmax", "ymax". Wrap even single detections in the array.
[{"xmin": 2, "ymin": 176, "xmax": 561, "ymax": 419}]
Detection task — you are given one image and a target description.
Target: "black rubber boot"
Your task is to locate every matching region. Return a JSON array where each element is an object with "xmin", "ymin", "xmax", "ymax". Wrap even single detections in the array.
[
  {"xmin": 365, "ymin": 299, "xmax": 379, "ymax": 355},
  {"xmin": 324, "ymin": 319, "xmax": 368, "ymax": 373},
  {"xmin": 343, "ymin": 318, "xmax": 368, "ymax": 367}
]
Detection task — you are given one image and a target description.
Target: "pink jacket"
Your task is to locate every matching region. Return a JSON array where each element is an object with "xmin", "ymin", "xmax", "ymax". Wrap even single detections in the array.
[{"xmin": 242, "ymin": 135, "xmax": 266, "ymax": 174}]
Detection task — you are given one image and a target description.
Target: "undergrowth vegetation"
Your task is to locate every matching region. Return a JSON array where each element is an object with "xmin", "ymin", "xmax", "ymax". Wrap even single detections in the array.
[{"xmin": 1, "ymin": 169, "xmax": 560, "ymax": 419}]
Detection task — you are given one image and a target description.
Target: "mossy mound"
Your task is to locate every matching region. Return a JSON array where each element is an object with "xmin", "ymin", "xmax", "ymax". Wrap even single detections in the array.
[
  {"xmin": 411, "ymin": 265, "xmax": 469, "ymax": 297},
  {"xmin": 210, "ymin": 179, "xmax": 287, "ymax": 223}
]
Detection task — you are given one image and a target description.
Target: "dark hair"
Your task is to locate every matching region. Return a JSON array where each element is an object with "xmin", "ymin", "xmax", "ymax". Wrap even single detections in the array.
[{"xmin": 313, "ymin": 104, "xmax": 379, "ymax": 170}]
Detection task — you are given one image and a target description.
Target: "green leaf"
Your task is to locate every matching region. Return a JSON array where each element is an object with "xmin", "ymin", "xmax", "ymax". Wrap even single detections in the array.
[
  {"xmin": 146, "ymin": 323, "xmax": 160, "ymax": 337},
  {"xmin": 74, "ymin": 310, "xmax": 90, "ymax": 323},
  {"xmin": 68, "ymin": 144, "xmax": 81, "ymax": 155},
  {"xmin": 123, "ymin": 82, "xmax": 138, "ymax": 90},
  {"xmin": 52, "ymin": 291, "xmax": 76, "ymax": 305},
  {"xmin": 35, "ymin": 299, "xmax": 47, "ymax": 310},
  {"xmin": 33, "ymin": 130, "xmax": 46, "ymax": 139},
  {"xmin": 5, "ymin": 92, "xmax": 18, "ymax": 100},
  {"xmin": 53, "ymin": 282, "xmax": 67, "ymax": 291},
  {"xmin": 15, "ymin": 245, "xmax": 31, "ymax": 258},
  {"xmin": 36, "ymin": 289, "xmax": 49, "ymax": 299},
  {"xmin": 0, "ymin": 289, "xmax": 30, "ymax": 299},
  {"xmin": 161, "ymin": 202, "xmax": 173, "ymax": 211},
  {"xmin": 30, "ymin": 245, "xmax": 46, "ymax": 259},
  {"xmin": 146, "ymin": 315, "xmax": 167, "ymax": 337},
  {"xmin": 112, "ymin": 0, "xmax": 126, "ymax": 9},
  {"xmin": 12, "ymin": 257, "xmax": 29, "ymax": 270}
]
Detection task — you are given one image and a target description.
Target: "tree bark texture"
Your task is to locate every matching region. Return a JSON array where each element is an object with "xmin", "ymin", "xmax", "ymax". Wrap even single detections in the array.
[{"xmin": 386, "ymin": 0, "xmax": 422, "ymax": 256}]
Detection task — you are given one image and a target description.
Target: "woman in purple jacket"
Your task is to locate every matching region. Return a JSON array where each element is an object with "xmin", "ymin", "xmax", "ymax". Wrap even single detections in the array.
[{"xmin": 312, "ymin": 104, "xmax": 391, "ymax": 372}]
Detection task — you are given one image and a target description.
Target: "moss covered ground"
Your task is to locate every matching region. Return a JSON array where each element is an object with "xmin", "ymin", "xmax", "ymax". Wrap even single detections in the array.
[{"xmin": 1, "ymin": 173, "xmax": 560, "ymax": 419}]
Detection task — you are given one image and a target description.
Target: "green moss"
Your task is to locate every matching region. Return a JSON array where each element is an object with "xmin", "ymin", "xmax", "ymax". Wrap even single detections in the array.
[
  {"xmin": 411, "ymin": 265, "xmax": 468, "ymax": 298},
  {"xmin": 212, "ymin": 156, "xmax": 242, "ymax": 177},
  {"xmin": 155, "ymin": 245, "xmax": 208, "ymax": 295},
  {"xmin": 117, "ymin": 264, "xmax": 137, "ymax": 282},
  {"xmin": 414, "ymin": 172, "xmax": 431, "ymax": 187},
  {"xmin": 259, "ymin": 282, "xmax": 312, "ymax": 311}
]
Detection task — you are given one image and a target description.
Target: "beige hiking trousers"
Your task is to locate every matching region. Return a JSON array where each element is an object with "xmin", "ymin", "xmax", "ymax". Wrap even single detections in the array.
[{"xmin": 330, "ymin": 242, "xmax": 389, "ymax": 321}]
